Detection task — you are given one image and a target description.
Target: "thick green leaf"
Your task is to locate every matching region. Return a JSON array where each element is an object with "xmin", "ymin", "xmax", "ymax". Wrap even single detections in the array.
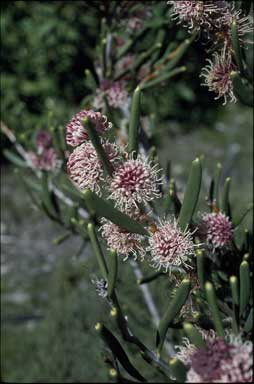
[
  {"xmin": 157, "ymin": 279, "xmax": 190, "ymax": 354},
  {"xmin": 128, "ymin": 87, "xmax": 141, "ymax": 155},
  {"xmin": 164, "ymin": 179, "xmax": 181, "ymax": 217},
  {"xmin": 41, "ymin": 172, "xmax": 60, "ymax": 219},
  {"xmin": 83, "ymin": 189, "xmax": 148, "ymax": 236},
  {"xmin": 84, "ymin": 68, "xmax": 98, "ymax": 90},
  {"xmin": 87, "ymin": 223, "xmax": 108, "ymax": 280},
  {"xmin": 205, "ymin": 282, "xmax": 224, "ymax": 337},
  {"xmin": 169, "ymin": 358, "xmax": 186, "ymax": 383},
  {"xmin": 230, "ymin": 276, "xmax": 239, "ymax": 306},
  {"xmin": 244, "ymin": 308, "xmax": 253, "ymax": 333},
  {"xmin": 140, "ymin": 66, "xmax": 186, "ymax": 90},
  {"xmin": 183, "ymin": 323, "xmax": 206, "ymax": 348},
  {"xmin": 52, "ymin": 231, "xmax": 71, "ymax": 245},
  {"xmin": 133, "ymin": 43, "xmax": 162, "ymax": 72},
  {"xmin": 95, "ymin": 323, "xmax": 146, "ymax": 382},
  {"xmin": 229, "ymin": 276, "xmax": 239, "ymax": 334},
  {"xmin": 178, "ymin": 158, "xmax": 202, "ymax": 231},
  {"xmin": 221, "ymin": 177, "xmax": 231, "ymax": 218},
  {"xmin": 231, "ymin": 19, "xmax": 244, "ymax": 74},
  {"xmin": 239, "ymin": 261, "xmax": 250, "ymax": 316},
  {"xmin": 107, "ymin": 249, "xmax": 118, "ymax": 297},
  {"xmin": 160, "ymin": 32, "xmax": 197, "ymax": 72},
  {"xmin": 233, "ymin": 203, "xmax": 253, "ymax": 227},
  {"xmin": 231, "ymin": 71, "xmax": 253, "ymax": 107},
  {"xmin": 138, "ymin": 271, "xmax": 165, "ymax": 285},
  {"xmin": 214, "ymin": 162, "xmax": 222, "ymax": 208},
  {"xmin": 84, "ymin": 117, "xmax": 113, "ymax": 176},
  {"xmin": 196, "ymin": 249, "xmax": 205, "ymax": 290},
  {"xmin": 3, "ymin": 149, "xmax": 27, "ymax": 167}
]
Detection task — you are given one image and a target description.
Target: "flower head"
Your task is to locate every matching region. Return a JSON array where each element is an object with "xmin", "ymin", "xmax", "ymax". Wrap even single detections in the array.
[
  {"xmin": 99, "ymin": 217, "xmax": 146, "ymax": 261},
  {"xmin": 67, "ymin": 140, "xmax": 120, "ymax": 195},
  {"xmin": 28, "ymin": 148, "xmax": 60, "ymax": 171},
  {"xmin": 147, "ymin": 219, "xmax": 196, "ymax": 272},
  {"xmin": 66, "ymin": 110, "xmax": 112, "ymax": 147},
  {"xmin": 201, "ymin": 52, "xmax": 237, "ymax": 105},
  {"xmin": 213, "ymin": 8, "xmax": 254, "ymax": 48},
  {"xmin": 167, "ymin": 1, "xmax": 228, "ymax": 32},
  {"xmin": 199, "ymin": 211, "xmax": 233, "ymax": 248},
  {"xmin": 94, "ymin": 81, "xmax": 129, "ymax": 110},
  {"xmin": 108, "ymin": 153, "xmax": 162, "ymax": 209},
  {"xmin": 177, "ymin": 333, "xmax": 253, "ymax": 383}
]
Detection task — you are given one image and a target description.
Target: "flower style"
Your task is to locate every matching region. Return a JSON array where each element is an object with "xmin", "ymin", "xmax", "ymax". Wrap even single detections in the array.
[
  {"xmin": 67, "ymin": 140, "xmax": 120, "ymax": 195},
  {"xmin": 199, "ymin": 211, "xmax": 233, "ymax": 248},
  {"xmin": 176, "ymin": 332, "xmax": 253, "ymax": 383},
  {"xmin": 147, "ymin": 219, "xmax": 196, "ymax": 273},
  {"xmin": 99, "ymin": 217, "xmax": 146, "ymax": 261},
  {"xmin": 108, "ymin": 153, "xmax": 162, "ymax": 210},
  {"xmin": 66, "ymin": 110, "xmax": 112, "ymax": 147},
  {"xmin": 200, "ymin": 51, "xmax": 237, "ymax": 105}
]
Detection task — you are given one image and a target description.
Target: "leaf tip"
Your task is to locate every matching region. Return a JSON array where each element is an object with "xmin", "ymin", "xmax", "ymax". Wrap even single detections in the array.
[{"xmin": 95, "ymin": 322, "xmax": 102, "ymax": 331}]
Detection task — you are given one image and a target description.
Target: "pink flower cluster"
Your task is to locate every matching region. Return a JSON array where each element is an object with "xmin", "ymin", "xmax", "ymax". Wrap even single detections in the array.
[
  {"xmin": 200, "ymin": 52, "xmax": 237, "ymax": 105},
  {"xmin": 99, "ymin": 216, "xmax": 146, "ymax": 261},
  {"xmin": 67, "ymin": 141, "xmax": 120, "ymax": 195},
  {"xmin": 65, "ymin": 109, "xmax": 237, "ymax": 267},
  {"xmin": 199, "ymin": 212, "xmax": 233, "ymax": 248},
  {"xmin": 168, "ymin": 1, "xmax": 253, "ymax": 104},
  {"xmin": 148, "ymin": 219, "xmax": 196, "ymax": 272},
  {"xmin": 66, "ymin": 109, "xmax": 186, "ymax": 263},
  {"xmin": 93, "ymin": 80, "xmax": 129, "ymax": 110},
  {"xmin": 66, "ymin": 109, "xmax": 112, "ymax": 147},
  {"xmin": 28, "ymin": 130, "xmax": 60, "ymax": 171},
  {"xmin": 176, "ymin": 331, "xmax": 253, "ymax": 383},
  {"xmin": 108, "ymin": 153, "xmax": 162, "ymax": 210}
]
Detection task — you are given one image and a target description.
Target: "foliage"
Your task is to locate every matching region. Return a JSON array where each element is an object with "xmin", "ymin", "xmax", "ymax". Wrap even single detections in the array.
[{"xmin": 1, "ymin": 1, "xmax": 253, "ymax": 383}]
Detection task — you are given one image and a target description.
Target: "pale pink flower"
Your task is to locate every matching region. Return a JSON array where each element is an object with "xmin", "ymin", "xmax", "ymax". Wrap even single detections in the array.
[
  {"xmin": 200, "ymin": 52, "xmax": 237, "ymax": 105},
  {"xmin": 199, "ymin": 212, "xmax": 233, "ymax": 248},
  {"xmin": 168, "ymin": 1, "xmax": 253, "ymax": 50},
  {"xmin": 28, "ymin": 148, "xmax": 60, "ymax": 171},
  {"xmin": 67, "ymin": 140, "xmax": 120, "ymax": 195},
  {"xmin": 147, "ymin": 219, "xmax": 196, "ymax": 272},
  {"xmin": 177, "ymin": 333, "xmax": 253, "ymax": 383},
  {"xmin": 99, "ymin": 217, "xmax": 146, "ymax": 261},
  {"xmin": 93, "ymin": 81, "xmax": 129, "ymax": 110},
  {"xmin": 66, "ymin": 110, "xmax": 112, "ymax": 147},
  {"xmin": 108, "ymin": 153, "xmax": 162, "ymax": 209},
  {"xmin": 106, "ymin": 81, "xmax": 129, "ymax": 109},
  {"xmin": 214, "ymin": 8, "xmax": 254, "ymax": 48},
  {"xmin": 167, "ymin": 1, "xmax": 229, "ymax": 32}
]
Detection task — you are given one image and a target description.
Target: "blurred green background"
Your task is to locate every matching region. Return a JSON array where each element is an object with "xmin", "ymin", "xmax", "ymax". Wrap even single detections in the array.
[{"xmin": 1, "ymin": 1, "xmax": 253, "ymax": 383}]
